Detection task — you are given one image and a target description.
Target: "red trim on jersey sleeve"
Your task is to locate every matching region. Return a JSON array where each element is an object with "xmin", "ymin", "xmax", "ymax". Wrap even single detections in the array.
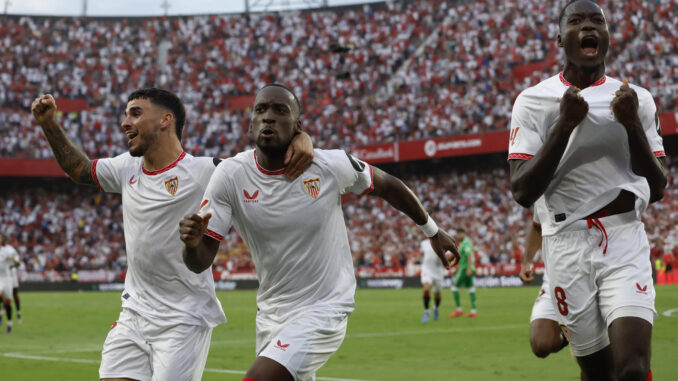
[
  {"xmin": 654, "ymin": 151, "xmax": 666, "ymax": 157},
  {"xmin": 254, "ymin": 150, "xmax": 286, "ymax": 176},
  {"xmin": 559, "ymin": 72, "xmax": 606, "ymax": 88},
  {"xmin": 533, "ymin": 221, "xmax": 541, "ymax": 228},
  {"xmin": 142, "ymin": 151, "xmax": 186, "ymax": 175},
  {"xmin": 92, "ymin": 159, "xmax": 104, "ymax": 192},
  {"xmin": 507, "ymin": 153, "xmax": 534, "ymax": 160},
  {"xmin": 359, "ymin": 164, "xmax": 375, "ymax": 196},
  {"xmin": 205, "ymin": 229, "xmax": 224, "ymax": 241}
]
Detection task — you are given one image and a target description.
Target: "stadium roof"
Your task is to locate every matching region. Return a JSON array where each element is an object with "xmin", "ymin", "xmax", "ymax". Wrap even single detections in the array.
[{"xmin": 4, "ymin": 0, "xmax": 383, "ymax": 17}]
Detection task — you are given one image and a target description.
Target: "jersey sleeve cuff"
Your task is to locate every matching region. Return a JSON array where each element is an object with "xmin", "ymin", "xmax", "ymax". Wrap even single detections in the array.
[
  {"xmin": 507, "ymin": 153, "xmax": 534, "ymax": 160},
  {"xmin": 653, "ymin": 151, "xmax": 666, "ymax": 157},
  {"xmin": 359, "ymin": 164, "xmax": 375, "ymax": 196},
  {"xmin": 92, "ymin": 159, "xmax": 104, "ymax": 192},
  {"xmin": 205, "ymin": 229, "xmax": 224, "ymax": 241}
]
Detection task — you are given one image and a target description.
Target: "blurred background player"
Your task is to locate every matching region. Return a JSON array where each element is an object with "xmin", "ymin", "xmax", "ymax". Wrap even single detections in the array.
[
  {"xmin": 419, "ymin": 239, "xmax": 445, "ymax": 323},
  {"xmin": 0, "ymin": 233, "xmax": 19, "ymax": 333},
  {"xmin": 3, "ymin": 234, "xmax": 22, "ymax": 324},
  {"xmin": 31, "ymin": 89, "xmax": 314, "ymax": 380},
  {"xmin": 508, "ymin": 1, "xmax": 667, "ymax": 379},
  {"xmin": 180, "ymin": 83, "xmax": 460, "ymax": 381},
  {"xmin": 449, "ymin": 227, "xmax": 477, "ymax": 318},
  {"xmin": 520, "ymin": 209, "xmax": 570, "ymax": 358}
]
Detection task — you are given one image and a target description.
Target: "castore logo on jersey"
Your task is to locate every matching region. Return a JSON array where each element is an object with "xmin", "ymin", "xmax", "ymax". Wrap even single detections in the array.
[{"xmin": 243, "ymin": 189, "xmax": 259, "ymax": 203}]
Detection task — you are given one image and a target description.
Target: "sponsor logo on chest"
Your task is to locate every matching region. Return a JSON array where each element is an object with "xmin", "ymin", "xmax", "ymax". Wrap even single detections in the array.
[{"xmin": 243, "ymin": 189, "xmax": 259, "ymax": 203}]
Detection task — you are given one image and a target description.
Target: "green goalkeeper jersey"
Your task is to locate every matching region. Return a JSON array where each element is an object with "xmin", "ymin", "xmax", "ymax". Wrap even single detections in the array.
[{"xmin": 458, "ymin": 237, "xmax": 475, "ymax": 272}]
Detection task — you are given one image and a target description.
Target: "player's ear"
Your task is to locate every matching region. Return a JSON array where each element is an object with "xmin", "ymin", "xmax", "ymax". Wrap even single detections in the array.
[
  {"xmin": 160, "ymin": 112, "xmax": 173, "ymax": 130},
  {"xmin": 557, "ymin": 34, "xmax": 563, "ymax": 48},
  {"xmin": 295, "ymin": 117, "xmax": 302, "ymax": 133}
]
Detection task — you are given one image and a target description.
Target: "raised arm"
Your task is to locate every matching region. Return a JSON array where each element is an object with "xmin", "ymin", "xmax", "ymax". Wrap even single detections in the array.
[
  {"xmin": 284, "ymin": 131, "xmax": 314, "ymax": 181},
  {"xmin": 368, "ymin": 166, "xmax": 459, "ymax": 268},
  {"xmin": 30, "ymin": 94, "xmax": 96, "ymax": 186},
  {"xmin": 520, "ymin": 221, "xmax": 542, "ymax": 283},
  {"xmin": 179, "ymin": 213, "xmax": 220, "ymax": 273},
  {"xmin": 610, "ymin": 81, "xmax": 668, "ymax": 203},
  {"xmin": 510, "ymin": 87, "xmax": 588, "ymax": 208}
]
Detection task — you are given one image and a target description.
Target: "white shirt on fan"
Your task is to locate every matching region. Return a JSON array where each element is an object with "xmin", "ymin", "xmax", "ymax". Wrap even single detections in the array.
[
  {"xmin": 93, "ymin": 151, "xmax": 226, "ymax": 328},
  {"xmin": 199, "ymin": 149, "xmax": 373, "ymax": 324},
  {"xmin": 508, "ymin": 73, "xmax": 665, "ymax": 235}
]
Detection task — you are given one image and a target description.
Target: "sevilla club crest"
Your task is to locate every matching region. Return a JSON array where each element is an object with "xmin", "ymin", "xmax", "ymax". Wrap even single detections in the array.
[
  {"xmin": 303, "ymin": 178, "xmax": 320, "ymax": 199},
  {"xmin": 164, "ymin": 176, "xmax": 179, "ymax": 196}
]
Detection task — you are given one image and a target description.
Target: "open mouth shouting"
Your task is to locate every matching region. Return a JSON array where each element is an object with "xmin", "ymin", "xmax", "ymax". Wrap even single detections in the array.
[
  {"xmin": 260, "ymin": 127, "xmax": 276, "ymax": 138},
  {"xmin": 126, "ymin": 130, "xmax": 138, "ymax": 146},
  {"xmin": 580, "ymin": 35, "xmax": 599, "ymax": 58}
]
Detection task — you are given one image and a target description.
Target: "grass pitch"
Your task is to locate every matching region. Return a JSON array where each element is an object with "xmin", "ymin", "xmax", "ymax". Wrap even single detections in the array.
[{"xmin": 1, "ymin": 285, "xmax": 677, "ymax": 380}]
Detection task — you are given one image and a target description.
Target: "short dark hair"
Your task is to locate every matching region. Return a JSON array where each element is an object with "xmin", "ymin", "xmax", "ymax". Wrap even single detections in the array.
[
  {"xmin": 128, "ymin": 88, "xmax": 186, "ymax": 140},
  {"xmin": 257, "ymin": 83, "xmax": 302, "ymax": 116},
  {"xmin": 456, "ymin": 227, "xmax": 466, "ymax": 233}
]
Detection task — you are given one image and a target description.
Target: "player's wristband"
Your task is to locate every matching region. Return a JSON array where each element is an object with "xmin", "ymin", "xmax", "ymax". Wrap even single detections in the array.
[{"xmin": 418, "ymin": 215, "xmax": 439, "ymax": 238}]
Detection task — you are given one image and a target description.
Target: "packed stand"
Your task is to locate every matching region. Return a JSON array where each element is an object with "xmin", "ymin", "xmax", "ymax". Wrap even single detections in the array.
[
  {"xmin": 2, "ymin": 161, "xmax": 678, "ymax": 280},
  {"xmin": 1, "ymin": 0, "xmax": 676, "ymax": 159}
]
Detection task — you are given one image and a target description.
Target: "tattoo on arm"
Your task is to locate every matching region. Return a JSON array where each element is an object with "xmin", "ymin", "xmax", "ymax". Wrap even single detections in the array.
[{"xmin": 42, "ymin": 123, "xmax": 95, "ymax": 186}]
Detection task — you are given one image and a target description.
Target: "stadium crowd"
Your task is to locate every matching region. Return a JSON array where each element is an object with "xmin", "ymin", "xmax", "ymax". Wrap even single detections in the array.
[
  {"xmin": 0, "ymin": 0, "xmax": 676, "ymax": 159},
  {"xmin": 2, "ymin": 162, "xmax": 677, "ymax": 280}
]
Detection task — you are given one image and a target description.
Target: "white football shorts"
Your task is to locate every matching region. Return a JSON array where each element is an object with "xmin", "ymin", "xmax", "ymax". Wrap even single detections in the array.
[
  {"xmin": 420, "ymin": 271, "xmax": 443, "ymax": 293},
  {"xmin": 530, "ymin": 272, "xmax": 561, "ymax": 323},
  {"xmin": 257, "ymin": 307, "xmax": 350, "ymax": 381},
  {"xmin": 99, "ymin": 308, "xmax": 213, "ymax": 381},
  {"xmin": 542, "ymin": 211, "xmax": 656, "ymax": 357}
]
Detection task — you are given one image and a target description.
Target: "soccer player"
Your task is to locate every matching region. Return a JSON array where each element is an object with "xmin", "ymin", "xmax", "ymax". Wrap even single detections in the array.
[
  {"xmin": 520, "ymin": 212, "xmax": 570, "ymax": 358},
  {"xmin": 508, "ymin": 1, "xmax": 667, "ymax": 379},
  {"xmin": 449, "ymin": 227, "xmax": 476, "ymax": 318},
  {"xmin": 2, "ymin": 234, "xmax": 23, "ymax": 323},
  {"xmin": 31, "ymin": 89, "xmax": 314, "ymax": 381},
  {"xmin": 420, "ymin": 239, "xmax": 445, "ymax": 323},
  {"xmin": 179, "ymin": 83, "xmax": 460, "ymax": 381},
  {"xmin": 0, "ymin": 234, "xmax": 19, "ymax": 333}
]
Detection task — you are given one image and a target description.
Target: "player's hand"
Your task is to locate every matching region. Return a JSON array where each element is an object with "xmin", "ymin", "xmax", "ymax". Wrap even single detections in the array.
[
  {"xmin": 519, "ymin": 261, "xmax": 534, "ymax": 283},
  {"xmin": 179, "ymin": 213, "xmax": 211, "ymax": 249},
  {"xmin": 559, "ymin": 86, "xmax": 589, "ymax": 133},
  {"xmin": 429, "ymin": 229, "xmax": 460, "ymax": 269},
  {"xmin": 466, "ymin": 267, "xmax": 472, "ymax": 277},
  {"xmin": 285, "ymin": 131, "xmax": 314, "ymax": 180},
  {"xmin": 31, "ymin": 94, "xmax": 58, "ymax": 126},
  {"xmin": 611, "ymin": 80, "xmax": 640, "ymax": 130}
]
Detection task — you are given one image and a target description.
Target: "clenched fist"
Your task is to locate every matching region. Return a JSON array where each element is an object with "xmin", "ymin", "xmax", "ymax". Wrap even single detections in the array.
[
  {"xmin": 559, "ymin": 86, "xmax": 589, "ymax": 133},
  {"xmin": 179, "ymin": 213, "xmax": 212, "ymax": 249},
  {"xmin": 31, "ymin": 94, "xmax": 58, "ymax": 126},
  {"xmin": 611, "ymin": 80, "xmax": 640, "ymax": 130}
]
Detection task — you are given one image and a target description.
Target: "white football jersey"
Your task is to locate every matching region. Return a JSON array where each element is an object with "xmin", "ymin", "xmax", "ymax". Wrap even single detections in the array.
[
  {"xmin": 0, "ymin": 245, "xmax": 16, "ymax": 279},
  {"xmin": 508, "ymin": 73, "xmax": 665, "ymax": 235},
  {"xmin": 93, "ymin": 152, "xmax": 226, "ymax": 327},
  {"xmin": 420, "ymin": 240, "xmax": 444, "ymax": 279},
  {"xmin": 200, "ymin": 149, "xmax": 373, "ymax": 324}
]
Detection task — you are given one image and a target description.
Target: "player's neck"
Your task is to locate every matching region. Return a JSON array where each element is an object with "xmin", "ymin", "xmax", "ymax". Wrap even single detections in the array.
[
  {"xmin": 562, "ymin": 63, "xmax": 605, "ymax": 89},
  {"xmin": 143, "ymin": 139, "xmax": 184, "ymax": 172},
  {"xmin": 255, "ymin": 148, "xmax": 286, "ymax": 172}
]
